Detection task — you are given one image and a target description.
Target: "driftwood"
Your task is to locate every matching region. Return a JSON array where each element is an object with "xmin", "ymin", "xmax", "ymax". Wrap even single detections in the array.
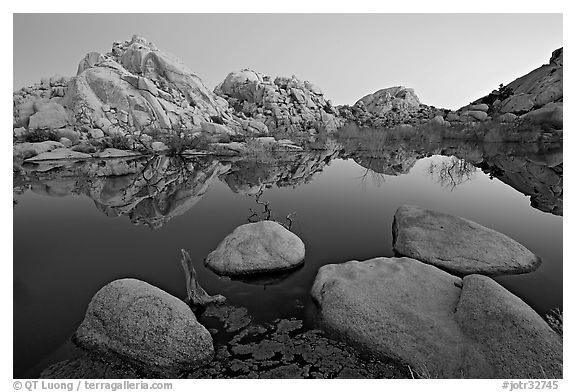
[{"xmin": 180, "ymin": 249, "xmax": 226, "ymax": 308}]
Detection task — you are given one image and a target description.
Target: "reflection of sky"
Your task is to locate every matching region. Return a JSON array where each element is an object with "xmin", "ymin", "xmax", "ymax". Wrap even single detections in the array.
[{"xmin": 13, "ymin": 155, "xmax": 562, "ymax": 377}]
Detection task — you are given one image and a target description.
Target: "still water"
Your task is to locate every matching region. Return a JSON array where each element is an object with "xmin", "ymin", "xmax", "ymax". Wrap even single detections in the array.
[{"xmin": 13, "ymin": 140, "xmax": 563, "ymax": 377}]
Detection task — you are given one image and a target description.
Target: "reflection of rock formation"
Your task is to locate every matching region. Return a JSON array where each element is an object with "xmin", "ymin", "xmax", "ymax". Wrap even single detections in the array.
[
  {"xmin": 14, "ymin": 140, "xmax": 344, "ymax": 228},
  {"xmin": 221, "ymin": 139, "xmax": 341, "ymax": 194},
  {"xmin": 337, "ymin": 127, "xmax": 562, "ymax": 216},
  {"xmin": 88, "ymin": 157, "xmax": 231, "ymax": 228},
  {"xmin": 476, "ymin": 151, "xmax": 563, "ymax": 216}
]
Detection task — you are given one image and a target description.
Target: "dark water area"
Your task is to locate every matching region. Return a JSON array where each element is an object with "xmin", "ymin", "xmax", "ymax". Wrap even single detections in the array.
[{"xmin": 13, "ymin": 136, "xmax": 563, "ymax": 378}]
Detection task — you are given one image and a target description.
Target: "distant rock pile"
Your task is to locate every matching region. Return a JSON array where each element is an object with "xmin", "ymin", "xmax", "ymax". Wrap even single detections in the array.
[
  {"xmin": 338, "ymin": 86, "xmax": 446, "ymax": 128},
  {"xmin": 214, "ymin": 69, "xmax": 343, "ymax": 134}
]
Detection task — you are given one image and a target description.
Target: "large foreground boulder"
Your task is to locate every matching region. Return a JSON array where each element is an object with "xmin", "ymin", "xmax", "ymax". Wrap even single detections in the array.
[
  {"xmin": 205, "ymin": 220, "xmax": 305, "ymax": 276},
  {"xmin": 74, "ymin": 278, "xmax": 214, "ymax": 377},
  {"xmin": 311, "ymin": 257, "xmax": 562, "ymax": 378},
  {"xmin": 392, "ymin": 205, "xmax": 540, "ymax": 275}
]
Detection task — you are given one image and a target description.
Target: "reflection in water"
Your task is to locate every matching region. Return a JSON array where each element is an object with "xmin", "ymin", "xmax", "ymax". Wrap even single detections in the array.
[
  {"xmin": 427, "ymin": 157, "xmax": 477, "ymax": 191},
  {"xmin": 13, "ymin": 134, "xmax": 563, "ymax": 377},
  {"xmin": 14, "ymin": 137, "xmax": 563, "ymax": 227}
]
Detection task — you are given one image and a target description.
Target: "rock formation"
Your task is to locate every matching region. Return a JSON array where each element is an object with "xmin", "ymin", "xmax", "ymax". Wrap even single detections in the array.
[
  {"xmin": 441, "ymin": 48, "xmax": 563, "ymax": 129},
  {"xmin": 214, "ymin": 69, "xmax": 343, "ymax": 134},
  {"xmin": 338, "ymin": 87, "xmax": 446, "ymax": 128}
]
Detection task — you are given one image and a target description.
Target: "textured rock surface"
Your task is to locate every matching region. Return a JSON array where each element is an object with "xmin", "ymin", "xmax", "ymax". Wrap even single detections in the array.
[
  {"xmin": 392, "ymin": 205, "xmax": 541, "ymax": 275},
  {"xmin": 205, "ymin": 220, "xmax": 305, "ymax": 276},
  {"xmin": 74, "ymin": 278, "xmax": 214, "ymax": 377},
  {"xmin": 355, "ymin": 86, "xmax": 421, "ymax": 115},
  {"xmin": 311, "ymin": 257, "xmax": 562, "ymax": 378},
  {"xmin": 214, "ymin": 69, "xmax": 342, "ymax": 134},
  {"xmin": 469, "ymin": 47, "xmax": 563, "ymax": 128},
  {"xmin": 338, "ymin": 86, "xmax": 446, "ymax": 128}
]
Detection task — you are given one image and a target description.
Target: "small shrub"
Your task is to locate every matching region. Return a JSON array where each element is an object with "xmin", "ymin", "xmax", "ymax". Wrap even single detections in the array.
[
  {"xmin": 546, "ymin": 308, "xmax": 563, "ymax": 337},
  {"xmin": 104, "ymin": 134, "xmax": 132, "ymax": 150},
  {"xmin": 23, "ymin": 129, "xmax": 57, "ymax": 143},
  {"xmin": 164, "ymin": 133, "xmax": 209, "ymax": 154}
]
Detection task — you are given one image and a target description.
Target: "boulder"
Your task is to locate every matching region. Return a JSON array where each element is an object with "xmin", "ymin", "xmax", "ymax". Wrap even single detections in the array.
[
  {"xmin": 13, "ymin": 141, "xmax": 65, "ymax": 159},
  {"xmin": 205, "ymin": 220, "xmax": 305, "ymax": 276},
  {"xmin": 94, "ymin": 148, "xmax": 139, "ymax": 158},
  {"xmin": 521, "ymin": 102, "xmax": 562, "ymax": 129},
  {"xmin": 446, "ymin": 112, "xmax": 460, "ymax": 122},
  {"xmin": 497, "ymin": 112, "xmax": 518, "ymax": 123},
  {"xmin": 77, "ymin": 52, "xmax": 107, "ymax": 75},
  {"xmin": 311, "ymin": 256, "xmax": 562, "ymax": 378},
  {"xmin": 468, "ymin": 103, "xmax": 489, "ymax": 112},
  {"xmin": 392, "ymin": 205, "xmax": 540, "ymax": 275},
  {"xmin": 74, "ymin": 278, "xmax": 214, "ymax": 377},
  {"xmin": 429, "ymin": 115, "xmax": 448, "ymax": 126},
  {"xmin": 463, "ymin": 110, "xmax": 488, "ymax": 122},
  {"xmin": 500, "ymin": 94, "xmax": 535, "ymax": 114},
  {"xmin": 28, "ymin": 102, "xmax": 69, "ymax": 130},
  {"xmin": 455, "ymin": 274, "xmax": 563, "ymax": 379},
  {"xmin": 25, "ymin": 148, "xmax": 92, "ymax": 161},
  {"xmin": 200, "ymin": 121, "xmax": 235, "ymax": 135},
  {"xmin": 354, "ymin": 86, "xmax": 421, "ymax": 116}
]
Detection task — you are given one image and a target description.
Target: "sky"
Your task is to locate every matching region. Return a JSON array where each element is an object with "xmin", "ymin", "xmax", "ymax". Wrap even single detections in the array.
[{"xmin": 13, "ymin": 14, "xmax": 562, "ymax": 109}]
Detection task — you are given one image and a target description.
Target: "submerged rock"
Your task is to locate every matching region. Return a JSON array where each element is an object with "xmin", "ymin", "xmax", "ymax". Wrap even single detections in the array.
[
  {"xmin": 392, "ymin": 205, "xmax": 540, "ymax": 275},
  {"xmin": 74, "ymin": 278, "xmax": 214, "ymax": 377},
  {"xmin": 311, "ymin": 256, "xmax": 562, "ymax": 378},
  {"xmin": 205, "ymin": 220, "xmax": 305, "ymax": 276}
]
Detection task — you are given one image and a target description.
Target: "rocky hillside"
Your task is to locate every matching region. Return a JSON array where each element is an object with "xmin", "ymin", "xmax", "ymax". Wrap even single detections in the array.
[
  {"xmin": 338, "ymin": 48, "xmax": 563, "ymax": 131},
  {"xmin": 13, "ymin": 35, "xmax": 341, "ymax": 159},
  {"xmin": 13, "ymin": 37, "xmax": 563, "ymax": 161},
  {"xmin": 441, "ymin": 48, "xmax": 563, "ymax": 128}
]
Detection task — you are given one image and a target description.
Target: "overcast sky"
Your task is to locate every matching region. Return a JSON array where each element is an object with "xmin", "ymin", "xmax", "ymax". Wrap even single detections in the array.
[{"xmin": 13, "ymin": 14, "xmax": 562, "ymax": 109}]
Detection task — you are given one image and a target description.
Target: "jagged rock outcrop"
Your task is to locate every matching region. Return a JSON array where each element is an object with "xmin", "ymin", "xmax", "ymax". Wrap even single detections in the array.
[
  {"xmin": 214, "ymin": 69, "xmax": 343, "ymax": 134},
  {"xmin": 311, "ymin": 256, "xmax": 562, "ymax": 378}
]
